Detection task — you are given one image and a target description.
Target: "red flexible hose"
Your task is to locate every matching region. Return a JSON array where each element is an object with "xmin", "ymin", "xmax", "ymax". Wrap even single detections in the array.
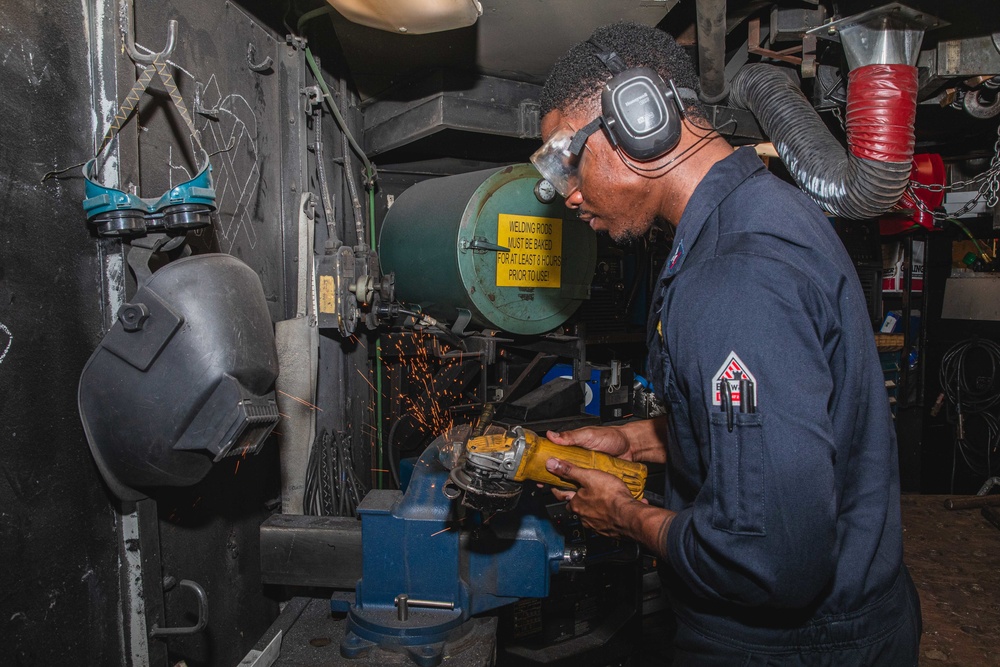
[{"xmin": 846, "ymin": 64, "xmax": 919, "ymax": 163}]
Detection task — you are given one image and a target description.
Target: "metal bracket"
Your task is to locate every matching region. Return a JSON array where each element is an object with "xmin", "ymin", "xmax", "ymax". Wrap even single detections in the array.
[
  {"xmin": 303, "ymin": 85, "xmax": 323, "ymax": 110},
  {"xmin": 452, "ymin": 308, "xmax": 473, "ymax": 337},
  {"xmin": 748, "ymin": 17, "xmax": 803, "ymax": 65},
  {"xmin": 247, "ymin": 42, "xmax": 274, "ymax": 73},
  {"xmin": 123, "ymin": 0, "xmax": 177, "ymax": 65},
  {"xmin": 149, "ymin": 579, "xmax": 208, "ymax": 637},
  {"xmin": 126, "ymin": 233, "xmax": 188, "ymax": 283},
  {"xmin": 193, "ymin": 82, "xmax": 220, "ymax": 119},
  {"xmin": 285, "ymin": 34, "xmax": 308, "ymax": 51},
  {"xmin": 519, "ymin": 100, "xmax": 540, "ymax": 139}
]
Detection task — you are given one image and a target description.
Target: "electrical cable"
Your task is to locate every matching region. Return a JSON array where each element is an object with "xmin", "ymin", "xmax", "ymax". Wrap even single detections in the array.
[
  {"xmin": 303, "ymin": 428, "xmax": 366, "ymax": 517},
  {"xmin": 945, "ymin": 217, "xmax": 994, "ymax": 263},
  {"xmin": 386, "ymin": 415, "xmax": 418, "ymax": 490},
  {"xmin": 940, "ymin": 338, "xmax": 1000, "ymax": 413},
  {"xmin": 298, "ymin": 40, "xmax": 370, "ymax": 245},
  {"xmin": 341, "ymin": 76, "xmax": 367, "ymax": 247},
  {"xmin": 397, "ymin": 307, "xmax": 466, "ymax": 350},
  {"xmin": 939, "ymin": 338, "xmax": 1000, "ymax": 484},
  {"xmin": 297, "ymin": 3, "xmax": 382, "ymax": 489},
  {"xmin": 616, "ymin": 117, "xmax": 736, "ymax": 175},
  {"xmin": 303, "ymin": 428, "xmax": 328, "ymax": 516},
  {"xmin": 313, "ymin": 111, "xmax": 341, "ymax": 246},
  {"xmin": 301, "ymin": 47, "xmax": 374, "ymax": 187}
]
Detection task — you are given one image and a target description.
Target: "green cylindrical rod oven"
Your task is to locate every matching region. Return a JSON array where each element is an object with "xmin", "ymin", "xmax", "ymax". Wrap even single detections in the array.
[{"xmin": 379, "ymin": 164, "xmax": 596, "ymax": 335}]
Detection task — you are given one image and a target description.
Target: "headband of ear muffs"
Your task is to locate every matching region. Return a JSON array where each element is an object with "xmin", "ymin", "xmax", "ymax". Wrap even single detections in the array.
[{"xmin": 588, "ymin": 38, "xmax": 689, "ymax": 161}]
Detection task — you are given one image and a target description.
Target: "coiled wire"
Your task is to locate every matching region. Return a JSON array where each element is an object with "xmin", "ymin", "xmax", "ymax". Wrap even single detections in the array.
[
  {"xmin": 940, "ymin": 338, "xmax": 1000, "ymax": 484},
  {"xmin": 304, "ymin": 429, "xmax": 365, "ymax": 517}
]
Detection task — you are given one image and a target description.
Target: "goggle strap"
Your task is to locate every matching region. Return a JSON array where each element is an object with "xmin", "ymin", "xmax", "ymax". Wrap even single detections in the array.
[
  {"xmin": 94, "ymin": 53, "xmax": 203, "ymax": 162},
  {"xmin": 587, "ymin": 38, "xmax": 627, "ymax": 75},
  {"xmin": 569, "ymin": 118, "xmax": 603, "ymax": 157},
  {"xmin": 153, "ymin": 56, "xmax": 203, "ymax": 154},
  {"xmin": 94, "ymin": 63, "xmax": 157, "ymax": 158}
]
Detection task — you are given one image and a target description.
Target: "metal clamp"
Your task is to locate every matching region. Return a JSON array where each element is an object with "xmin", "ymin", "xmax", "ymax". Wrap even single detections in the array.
[
  {"xmin": 150, "ymin": 579, "xmax": 208, "ymax": 638},
  {"xmin": 460, "ymin": 237, "xmax": 510, "ymax": 254}
]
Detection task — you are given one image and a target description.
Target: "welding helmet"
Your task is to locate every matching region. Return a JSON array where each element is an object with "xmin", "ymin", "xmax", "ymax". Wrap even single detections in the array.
[
  {"xmin": 78, "ymin": 252, "xmax": 279, "ymax": 501},
  {"xmin": 82, "ymin": 150, "xmax": 217, "ymax": 237}
]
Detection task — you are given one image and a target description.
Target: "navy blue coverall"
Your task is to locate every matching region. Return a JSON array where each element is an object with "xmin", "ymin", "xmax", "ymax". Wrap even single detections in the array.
[{"xmin": 647, "ymin": 147, "xmax": 922, "ymax": 664}]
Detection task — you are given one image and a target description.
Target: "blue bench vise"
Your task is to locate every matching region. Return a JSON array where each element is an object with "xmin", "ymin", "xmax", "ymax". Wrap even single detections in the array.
[{"xmin": 330, "ymin": 440, "xmax": 567, "ymax": 666}]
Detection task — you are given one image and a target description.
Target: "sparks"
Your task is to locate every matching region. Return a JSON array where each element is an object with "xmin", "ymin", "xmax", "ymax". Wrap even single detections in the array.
[{"xmin": 277, "ymin": 390, "xmax": 323, "ymax": 412}]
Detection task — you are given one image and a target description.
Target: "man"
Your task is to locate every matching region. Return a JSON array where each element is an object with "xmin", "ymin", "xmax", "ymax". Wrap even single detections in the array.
[{"xmin": 533, "ymin": 21, "xmax": 922, "ymax": 665}]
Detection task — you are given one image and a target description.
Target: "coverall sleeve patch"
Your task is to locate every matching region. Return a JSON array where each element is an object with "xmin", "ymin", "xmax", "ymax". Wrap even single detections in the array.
[{"xmin": 712, "ymin": 352, "xmax": 757, "ymax": 409}]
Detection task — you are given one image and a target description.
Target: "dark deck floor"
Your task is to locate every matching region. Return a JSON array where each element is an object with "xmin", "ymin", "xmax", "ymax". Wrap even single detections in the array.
[{"xmin": 903, "ymin": 494, "xmax": 1000, "ymax": 666}]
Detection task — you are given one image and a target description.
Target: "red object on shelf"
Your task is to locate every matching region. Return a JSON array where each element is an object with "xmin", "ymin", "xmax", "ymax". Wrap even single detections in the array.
[{"xmin": 879, "ymin": 153, "xmax": 945, "ymax": 235}]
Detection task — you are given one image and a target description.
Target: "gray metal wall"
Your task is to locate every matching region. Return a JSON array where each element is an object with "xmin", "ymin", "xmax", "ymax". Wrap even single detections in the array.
[
  {"xmin": 0, "ymin": 1, "xmax": 126, "ymax": 664},
  {"xmin": 0, "ymin": 0, "xmax": 303, "ymax": 664}
]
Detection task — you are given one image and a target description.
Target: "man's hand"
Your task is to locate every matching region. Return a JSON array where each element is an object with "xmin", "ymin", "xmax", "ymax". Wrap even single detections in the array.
[
  {"xmin": 546, "ymin": 426, "xmax": 632, "ymax": 460},
  {"xmin": 546, "ymin": 417, "xmax": 669, "ymax": 464},
  {"xmin": 545, "ymin": 457, "xmax": 637, "ymax": 538},
  {"xmin": 546, "ymin": 456, "xmax": 675, "ymax": 558}
]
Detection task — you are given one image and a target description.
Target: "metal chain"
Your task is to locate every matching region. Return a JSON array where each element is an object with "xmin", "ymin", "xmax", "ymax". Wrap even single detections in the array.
[
  {"xmin": 830, "ymin": 105, "xmax": 847, "ymax": 132},
  {"xmin": 908, "ymin": 122, "xmax": 1000, "ymax": 221}
]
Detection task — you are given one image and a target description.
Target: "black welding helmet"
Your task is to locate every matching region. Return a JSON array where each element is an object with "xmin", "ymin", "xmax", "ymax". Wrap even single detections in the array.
[{"xmin": 78, "ymin": 251, "xmax": 280, "ymax": 501}]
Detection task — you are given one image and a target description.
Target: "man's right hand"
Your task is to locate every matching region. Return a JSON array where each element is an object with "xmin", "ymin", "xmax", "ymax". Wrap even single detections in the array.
[
  {"xmin": 547, "ymin": 416, "xmax": 669, "ymax": 464},
  {"xmin": 546, "ymin": 426, "xmax": 633, "ymax": 460}
]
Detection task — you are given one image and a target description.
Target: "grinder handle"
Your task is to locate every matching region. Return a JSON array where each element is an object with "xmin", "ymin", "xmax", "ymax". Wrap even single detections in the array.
[{"xmin": 515, "ymin": 429, "xmax": 647, "ymax": 500}]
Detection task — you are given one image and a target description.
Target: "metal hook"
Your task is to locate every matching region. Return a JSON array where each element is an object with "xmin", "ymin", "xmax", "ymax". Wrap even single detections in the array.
[
  {"xmin": 123, "ymin": 0, "xmax": 177, "ymax": 65},
  {"xmin": 247, "ymin": 42, "xmax": 273, "ymax": 73},
  {"xmin": 149, "ymin": 579, "xmax": 208, "ymax": 638}
]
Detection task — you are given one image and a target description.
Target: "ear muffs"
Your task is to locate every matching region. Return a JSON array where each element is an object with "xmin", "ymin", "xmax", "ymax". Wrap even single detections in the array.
[{"xmin": 589, "ymin": 39, "xmax": 688, "ymax": 161}]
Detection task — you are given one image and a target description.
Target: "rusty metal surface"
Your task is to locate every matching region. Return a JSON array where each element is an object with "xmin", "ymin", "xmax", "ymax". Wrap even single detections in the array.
[{"xmin": 902, "ymin": 494, "xmax": 1000, "ymax": 666}]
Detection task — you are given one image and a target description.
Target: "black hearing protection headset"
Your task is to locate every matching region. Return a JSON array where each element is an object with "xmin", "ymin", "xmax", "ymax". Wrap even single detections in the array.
[{"xmin": 575, "ymin": 38, "xmax": 695, "ymax": 161}]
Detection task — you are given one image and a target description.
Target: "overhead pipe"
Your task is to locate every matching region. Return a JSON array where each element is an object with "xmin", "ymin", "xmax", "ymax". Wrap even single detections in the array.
[
  {"xmin": 730, "ymin": 5, "xmax": 938, "ymax": 220},
  {"xmin": 696, "ymin": 0, "xmax": 729, "ymax": 104}
]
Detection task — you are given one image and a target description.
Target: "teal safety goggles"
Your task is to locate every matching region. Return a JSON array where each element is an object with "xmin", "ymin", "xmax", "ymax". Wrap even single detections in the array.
[
  {"xmin": 80, "ymin": 51, "xmax": 216, "ymax": 237},
  {"xmin": 82, "ymin": 151, "xmax": 216, "ymax": 237}
]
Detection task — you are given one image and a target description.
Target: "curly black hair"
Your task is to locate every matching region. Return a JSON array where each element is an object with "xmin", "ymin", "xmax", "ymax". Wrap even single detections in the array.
[{"xmin": 539, "ymin": 21, "xmax": 704, "ymax": 119}]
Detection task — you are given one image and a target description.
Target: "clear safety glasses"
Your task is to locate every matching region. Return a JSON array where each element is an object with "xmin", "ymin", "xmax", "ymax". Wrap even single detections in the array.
[{"xmin": 529, "ymin": 120, "xmax": 602, "ymax": 198}]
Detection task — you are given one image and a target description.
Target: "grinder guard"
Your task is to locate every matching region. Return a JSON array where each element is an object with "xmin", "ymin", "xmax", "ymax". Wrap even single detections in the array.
[{"xmin": 78, "ymin": 253, "xmax": 279, "ymax": 501}]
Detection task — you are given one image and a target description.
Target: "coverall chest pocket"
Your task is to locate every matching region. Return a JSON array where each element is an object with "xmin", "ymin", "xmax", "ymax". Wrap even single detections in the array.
[{"xmin": 709, "ymin": 412, "xmax": 766, "ymax": 535}]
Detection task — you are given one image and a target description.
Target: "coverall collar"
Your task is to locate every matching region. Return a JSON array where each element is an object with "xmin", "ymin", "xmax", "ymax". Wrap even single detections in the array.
[{"xmin": 662, "ymin": 146, "xmax": 766, "ymax": 279}]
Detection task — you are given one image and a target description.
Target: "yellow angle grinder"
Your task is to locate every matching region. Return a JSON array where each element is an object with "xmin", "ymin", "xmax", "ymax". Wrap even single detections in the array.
[{"xmin": 443, "ymin": 425, "xmax": 647, "ymax": 513}]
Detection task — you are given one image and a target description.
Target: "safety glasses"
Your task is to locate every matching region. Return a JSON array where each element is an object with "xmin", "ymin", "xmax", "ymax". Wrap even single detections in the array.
[{"xmin": 529, "ymin": 119, "xmax": 603, "ymax": 198}]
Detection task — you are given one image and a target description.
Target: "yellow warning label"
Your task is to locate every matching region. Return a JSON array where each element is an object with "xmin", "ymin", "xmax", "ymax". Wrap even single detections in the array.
[
  {"xmin": 319, "ymin": 275, "xmax": 336, "ymax": 314},
  {"xmin": 496, "ymin": 214, "xmax": 562, "ymax": 288}
]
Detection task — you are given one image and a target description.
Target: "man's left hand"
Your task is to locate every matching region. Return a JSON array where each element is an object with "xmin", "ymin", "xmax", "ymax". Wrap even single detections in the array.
[{"xmin": 545, "ymin": 457, "xmax": 642, "ymax": 539}]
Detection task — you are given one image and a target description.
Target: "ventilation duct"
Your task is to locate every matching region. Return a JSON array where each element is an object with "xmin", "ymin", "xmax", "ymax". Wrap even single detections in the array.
[{"xmin": 731, "ymin": 4, "xmax": 945, "ymax": 219}]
